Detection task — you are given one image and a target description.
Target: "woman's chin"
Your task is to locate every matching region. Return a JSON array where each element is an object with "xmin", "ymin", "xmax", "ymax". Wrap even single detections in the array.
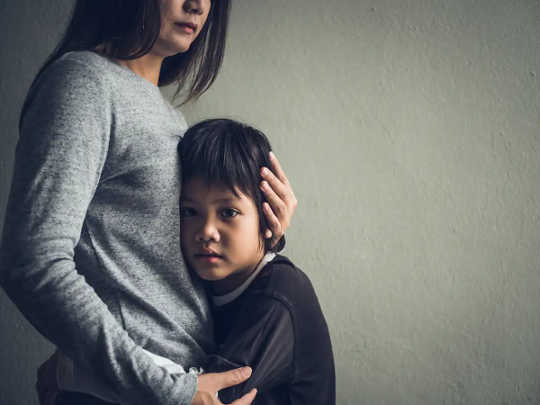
[{"xmin": 153, "ymin": 38, "xmax": 193, "ymax": 58}]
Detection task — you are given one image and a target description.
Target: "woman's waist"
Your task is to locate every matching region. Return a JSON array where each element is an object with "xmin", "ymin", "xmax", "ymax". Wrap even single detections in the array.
[{"xmin": 73, "ymin": 245, "xmax": 215, "ymax": 357}]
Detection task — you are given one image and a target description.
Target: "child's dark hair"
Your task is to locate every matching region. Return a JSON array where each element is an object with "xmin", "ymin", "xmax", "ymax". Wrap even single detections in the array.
[{"xmin": 180, "ymin": 119, "xmax": 285, "ymax": 252}]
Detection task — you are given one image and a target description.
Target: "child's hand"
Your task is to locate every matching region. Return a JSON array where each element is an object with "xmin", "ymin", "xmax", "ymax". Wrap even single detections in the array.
[
  {"xmin": 260, "ymin": 152, "xmax": 297, "ymax": 248},
  {"xmin": 36, "ymin": 351, "xmax": 60, "ymax": 405},
  {"xmin": 192, "ymin": 366, "xmax": 256, "ymax": 405}
]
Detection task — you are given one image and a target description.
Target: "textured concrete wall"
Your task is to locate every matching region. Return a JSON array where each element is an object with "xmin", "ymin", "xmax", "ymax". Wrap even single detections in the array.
[{"xmin": 2, "ymin": 1, "xmax": 540, "ymax": 404}]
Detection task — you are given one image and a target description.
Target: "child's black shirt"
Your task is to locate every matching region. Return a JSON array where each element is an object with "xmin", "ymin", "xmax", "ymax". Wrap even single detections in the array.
[{"xmin": 208, "ymin": 255, "xmax": 335, "ymax": 405}]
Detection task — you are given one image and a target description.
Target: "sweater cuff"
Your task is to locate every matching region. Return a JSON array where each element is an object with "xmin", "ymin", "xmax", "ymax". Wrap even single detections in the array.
[{"xmin": 174, "ymin": 371, "xmax": 198, "ymax": 405}]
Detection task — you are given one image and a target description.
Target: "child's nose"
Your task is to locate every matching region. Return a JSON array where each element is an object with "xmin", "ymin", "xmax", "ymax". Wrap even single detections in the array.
[{"xmin": 196, "ymin": 218, "xmax": 220, "ymax": 243}]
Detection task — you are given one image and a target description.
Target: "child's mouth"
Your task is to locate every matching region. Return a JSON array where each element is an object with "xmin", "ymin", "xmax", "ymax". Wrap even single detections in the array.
[{"xmin": 194, "ymin": 252, "xmax": 224, "ymax": 263}]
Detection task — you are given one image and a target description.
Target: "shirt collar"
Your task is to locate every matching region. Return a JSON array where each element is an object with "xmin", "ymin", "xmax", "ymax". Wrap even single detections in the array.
[{"xmin": 212, "ymin": 252, "xmax": 276, "ymax": 307}]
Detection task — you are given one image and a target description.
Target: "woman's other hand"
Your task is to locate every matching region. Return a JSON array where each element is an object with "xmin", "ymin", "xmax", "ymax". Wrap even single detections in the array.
[
  {"xmin": 36, "ymin": 352, "xmax": 60, "ymax": 405},
  {"xmin": 192, "ymin": 367, "xmax": 257, "ymax": 405},
  {"xmin": 260, "ymin": 152, "xmax": 298, "ymax": 247}
]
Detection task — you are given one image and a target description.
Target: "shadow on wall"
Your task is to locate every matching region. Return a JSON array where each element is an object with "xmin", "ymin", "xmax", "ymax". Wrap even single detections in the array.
[{"xmin": 2, "ymin": 1, "xmax": 540, "ymax": 405}]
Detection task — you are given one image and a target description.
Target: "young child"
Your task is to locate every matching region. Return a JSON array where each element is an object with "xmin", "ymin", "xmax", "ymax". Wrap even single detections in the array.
[
  {"xmin": 179, "ymin": 119, "xmax": 335, "ymax": 404},
  {"xmin": 49, "ymin": 119, "xmax": 335, "ymax": 405}
]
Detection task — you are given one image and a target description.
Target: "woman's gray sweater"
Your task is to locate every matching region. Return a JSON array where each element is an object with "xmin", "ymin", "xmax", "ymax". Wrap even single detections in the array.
[{"xmin": 0, "ymin": 51, "xmax": 214, "ymax": 405}]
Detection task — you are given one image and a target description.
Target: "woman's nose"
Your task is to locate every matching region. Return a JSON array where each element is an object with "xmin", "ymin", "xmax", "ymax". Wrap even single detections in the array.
[{"xmin": 183, "ymin": 0, "xmax": 203, "ymax": 15}]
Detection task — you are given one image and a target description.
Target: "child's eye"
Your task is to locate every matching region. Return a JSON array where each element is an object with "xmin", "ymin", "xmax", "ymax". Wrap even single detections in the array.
[
  {"xmin": 180, "ymin": 207, "xmax": 197, "ymax": 218},
  {"xmin": 220, "ymin": 208, "xmax": 239, "ymax": 218}
]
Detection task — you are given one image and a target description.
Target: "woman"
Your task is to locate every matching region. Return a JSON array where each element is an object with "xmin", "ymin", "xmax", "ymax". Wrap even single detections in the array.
[{"xmin": 0, "ymin": 1, "xmax": 296, "ymax": 405}]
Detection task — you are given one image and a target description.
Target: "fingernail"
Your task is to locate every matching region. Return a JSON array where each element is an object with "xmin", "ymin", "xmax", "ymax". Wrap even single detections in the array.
[
  {"xmin": 241, "ymin": 366, "xmax": 252, "ymax": 377},
  {"xmin": 269, "ymin": 151, "xmax": 275, "ymax": 159},
  {"xmin": 260, "ymin": 181, "xmax": 268, "ymax": 189},
  {"xmin": 261, "ymin": 167, "xmax": 269, "ymax": 175}
]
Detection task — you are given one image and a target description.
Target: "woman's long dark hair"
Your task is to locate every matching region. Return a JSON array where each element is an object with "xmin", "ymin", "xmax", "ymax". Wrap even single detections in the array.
[{"xmin": 22, "ymin": 0, "xmax": 230, "ymax": 120}]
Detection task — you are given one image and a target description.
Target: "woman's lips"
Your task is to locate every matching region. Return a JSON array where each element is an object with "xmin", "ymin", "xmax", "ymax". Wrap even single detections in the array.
[{"xmin": 175, "ymin": 22, "xmax": 196, "ymax": 34}]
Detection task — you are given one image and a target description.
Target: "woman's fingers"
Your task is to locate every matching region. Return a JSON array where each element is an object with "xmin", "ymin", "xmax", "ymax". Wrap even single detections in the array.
[
  {"xmin": 260, "ymin": 181, "xmax": 288, "ymax": 222},
  {"xmin": 197, "ymin": 367, "xmax": 252, "ymax": 393},
  {"xmin": 268, "ymin": 151, "xmax": 289, "ymax": 184},
  {"xmin": 231, "ymin": 388, "xmax": 257, "ymax": 405},
  {"xmin": 193, "ymin": 367, "xmax": 256, "ymax": 405},
  {"xmin": 192, "ymin": 388, "xmax": 257, "ymax": 405},
  {"xmin": 261, "ymin": 155, "xmax": 292, "ymax": 202},
  {"xmin": 260, "ymin": 181, "xmax": 286, "ymax": 246},
  {"xmin": 260, "ymin": 152, "xmax": 297, "ymax": 244},
  {"xmin": 262, "ymin": 202, "xmax": 282, "ymax": 243},
  {"xmin": 213, "ymin": 367, "xmax": 252, "ymax": 391}
]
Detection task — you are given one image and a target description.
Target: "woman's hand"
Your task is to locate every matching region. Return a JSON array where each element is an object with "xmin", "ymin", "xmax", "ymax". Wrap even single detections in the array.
[
  {"xmin": 36, "ymin": 355, "xmax": 255, "ymax": 405},
  {"xmin": 36, "ymin": 352, "xmax": 61, "ymax": 405},
  {"xmin": 260, "ymin": 152, "xmax": 298, "ymax": 248},
  {"xmin": 192, "ymin": 367, "xmax": 257, "ymax": 405}
]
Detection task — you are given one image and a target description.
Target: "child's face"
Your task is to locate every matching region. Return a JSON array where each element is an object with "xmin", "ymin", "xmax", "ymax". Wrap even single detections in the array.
[{"xmin": 180, "ymin": 177, "xmax": 265, "ymax": 294}]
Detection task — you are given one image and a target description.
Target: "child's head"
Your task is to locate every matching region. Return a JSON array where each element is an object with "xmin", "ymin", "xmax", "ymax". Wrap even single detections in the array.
[{"xmin": 179, "ymin": 119, "xmax": 284, "ymax": 293}]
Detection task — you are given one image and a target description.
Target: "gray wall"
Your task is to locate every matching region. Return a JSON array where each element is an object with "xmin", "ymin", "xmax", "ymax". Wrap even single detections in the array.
[{"xmin": 1, "ymin": 1, "xmax": 539, "ymax": 404}]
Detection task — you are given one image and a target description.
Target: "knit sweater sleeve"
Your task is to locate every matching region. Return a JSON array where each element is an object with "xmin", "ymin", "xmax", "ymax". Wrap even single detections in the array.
[{"xmin": 0, "ymin": 58, "xmax": 196, "ymax": 405}]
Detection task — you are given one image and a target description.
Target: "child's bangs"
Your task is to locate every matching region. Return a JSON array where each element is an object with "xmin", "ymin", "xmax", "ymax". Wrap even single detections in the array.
[{"xmin": 181, "ymin": 120, "xmax": 265, "ymax": 199}]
